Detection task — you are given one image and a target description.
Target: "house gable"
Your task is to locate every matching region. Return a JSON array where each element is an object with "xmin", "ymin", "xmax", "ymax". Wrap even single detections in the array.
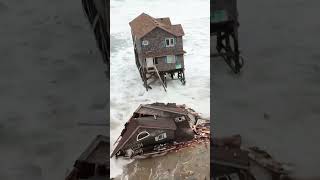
[
  {"xmin": 142, "ymin": 26, "xmax": 177, "ymax": 40},
  {"xmin": 77, "ymin": 135, "xmax": 109, "ymax": 165},
  {"xmin": 140, "ymin": 27, "xmax": 181, "ymax": 56},
  {"xmin": 129, "ymin": 13, "xmax": 184, "ymax": 39},
  {"xmin": 134, "ymin": 103, "xmax": 188, "ymax": 117},
  {"xmin": 111, "ymin": 117, "xmax": 177, "ymax": 157},
  {"xmin": 67, "ymin": 135, "xmax": 108, "ymax": 180},
  {"xmin": 123, "ymin": 127, "xmax": 175, "ymax": 151}
]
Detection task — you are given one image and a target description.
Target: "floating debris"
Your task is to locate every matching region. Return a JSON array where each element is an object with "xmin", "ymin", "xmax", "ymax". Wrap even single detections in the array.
[
  {"xmin": 111, "ymin": 103, "xmax": 210, "ymax": 159},
  {"xmin": 212, "ymin": 135, "xmax": 293, "ymax": 180},
  {"xmin": 65, "ymin": 135, "xmax": 108, "ymax": 180}
]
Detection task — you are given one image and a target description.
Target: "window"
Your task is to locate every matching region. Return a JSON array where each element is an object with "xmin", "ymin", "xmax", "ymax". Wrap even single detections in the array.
[
  {"xmin": 174, "ymin": 116, "xmax": 186, "ymax": 122},
  {"xmin": 166, "ymin": 55, "xmax": 176, "ymax": 63},
  {"xmin": 153, "ymin": 58, "xmax": 158, "ymax": 65},
  {"xmin": 165, "ymin": 38, "xmax": 175, "ymax": 47},
  {"xmin": 155, "ymin": 133, "xmax": 167, "ymax": 141},
  {"xmin": 137, "ymin": 131, "xmax": 150, "ymax": 141},
  {"xmin": 142, "ymin": 40, "xmax": 149, "ymax": 46}
]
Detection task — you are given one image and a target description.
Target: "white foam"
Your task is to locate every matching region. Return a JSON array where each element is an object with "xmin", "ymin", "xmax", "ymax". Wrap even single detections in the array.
[{"xmin": 110, "ymin": 0, "xmax": 210, "ymax": 177}]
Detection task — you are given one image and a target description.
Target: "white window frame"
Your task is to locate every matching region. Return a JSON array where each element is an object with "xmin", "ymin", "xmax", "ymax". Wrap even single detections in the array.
[
  {"xmin": 155, "ymin": 132, "xmax": 167, "ymax": 141},
  {"xmin": 142, "ymin": 40, "xmax": 149, "ymax": 46},
  {"xmin": 174, "ymin": 116, "xmax": 186, "ymax": 122},
  {"xmin": 137, "ymin": 131, "xmax": 150, "ymax": 141},
  {"xmin": 166, "ymin": 55, "xmax": 176, "ymax": 64},
  {"xmin": 165, "ymin": 38, "xmax": 175, "ymax": 47}
]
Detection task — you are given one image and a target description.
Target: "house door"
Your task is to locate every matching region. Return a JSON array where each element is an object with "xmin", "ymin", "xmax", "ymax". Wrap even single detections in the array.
[{"xmin": 146, "ymin": 58, "xmax": 154, "ymax": 68}]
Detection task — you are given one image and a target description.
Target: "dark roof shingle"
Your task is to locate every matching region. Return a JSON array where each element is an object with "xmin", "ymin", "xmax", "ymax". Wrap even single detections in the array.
[
  {"xmin": 111, "ymin": 116, "xmax": 176, "ymax": 157},
  {"xmin": 129, "ymin": 13, "xmax": 184, "ymax": 39},
  {"xmin": 136, "ymin": 116, "xmax": 177, "ymax": 130}
]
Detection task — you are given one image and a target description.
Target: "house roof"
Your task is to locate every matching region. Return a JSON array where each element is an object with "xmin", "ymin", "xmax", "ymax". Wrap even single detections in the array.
[
  {"xmin": 211, "ymin": 136, "xmax": 250, "ymax": 170},
  {"xmin": 77, "ymin": 135, "xmax": 109, "ymax": 165},
  {"xmin": 155, "ymin": 17, "xmax": 171, "ymax": 26},
  {"xmin": 111, "ymin": 116, "xmax": 176, "ymax": 157},
  {"xmin": 136, "ymin": 116, "xmax": 177, "ymax": 129},
  {"xmin": 135, "ymin": 103, "xmax": 188, "ymax": 117},
  {"xmin": 129, "ymin": 13, "xmax": 184, "ymax": 39}
]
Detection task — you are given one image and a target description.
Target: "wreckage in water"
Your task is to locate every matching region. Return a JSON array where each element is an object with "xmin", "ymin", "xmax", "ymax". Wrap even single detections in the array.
[
  {"xmin": 111, "ymin": 103, "xmax": 210, "ymax": 158},
  {"xmin": 65, "ymin": 135, "xmax": 109, "ymax": 180},
  {"xmin": 212, "ymin": 135, "xmax": 292, "ymax": 180}
]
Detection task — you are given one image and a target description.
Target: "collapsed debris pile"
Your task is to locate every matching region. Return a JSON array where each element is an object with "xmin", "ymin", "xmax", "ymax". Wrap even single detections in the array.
[
  {"xmin": 111, "ymin": 103, "xmax": 210, "ymax": 159},
  {"xmin": 65, "ymin": 135, "xmax": 109, "ymax": 180},
  {"xmin": 212, "ymin": 135, "xmax": 293, "ymax": 180},
  {"xmin": 64, "ymin": 103, "xmax": 296, "ymax": 180}
]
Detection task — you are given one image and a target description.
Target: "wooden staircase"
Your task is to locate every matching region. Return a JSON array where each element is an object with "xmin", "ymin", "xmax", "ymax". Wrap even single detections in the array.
[{"xmin": 146, "ymin": 66, "xmax": 167, "ymax": 92}]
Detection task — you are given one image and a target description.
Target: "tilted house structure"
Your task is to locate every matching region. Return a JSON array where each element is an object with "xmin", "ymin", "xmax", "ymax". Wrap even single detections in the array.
[
  {"xmin": 65, "ymin": 135, "xmax": 109, "ymax": 180},
  {"xmin": 211, "ymin": 0, "xmax": 244, "ymax": 73},
  {"xmin": 111, "ymin": 103, "xmax": 198, "ymax": 158},
  {"xmin": 81, "ymin": 0, "xmax": 110, "ymax": 78},
  {"xmin": 129, "ymin": 13, "xmax": 186, "ymax": 91}
]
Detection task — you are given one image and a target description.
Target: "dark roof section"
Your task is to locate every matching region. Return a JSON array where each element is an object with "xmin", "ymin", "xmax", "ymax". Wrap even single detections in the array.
[
  {"xmin": 66, "ymin": 135, "xmax": 109, "ymax": 180},
  {"xmin": 137, "ymin": 116, "xmax": 177, "ymax": 130},
  {"xmin": 111, "ymin": 116, "xmax": 176, "ymax": 157},
  {"xmin": 211, "ymin": 135, "xmax": 250, "ymax": 170},
  {"xmin": 135, "ymin": 103, "xmax": 188, "ymax": 116},
  {"xmin": 155, "ymin": 17, "xmax": 171, "ymax": 26},
  {"xmin": 77, "ymin": 135, "xmax": 109, "ymax": 165},
  {"xmin": 129, "ymin": 13, "xmax": 184, "ymax": 39}
]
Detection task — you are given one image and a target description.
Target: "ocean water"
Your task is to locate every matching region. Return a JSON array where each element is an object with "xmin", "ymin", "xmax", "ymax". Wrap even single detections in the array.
[
  {"xmin": 212, "ymin": 0, "xmax": 320, "ymax": 178},
  {"xmin": 0, "ymin": 0, "xmax": 106, "ymax": 179},
  {"xmin": 110, "ymin": 0, "xmax": 210, "ymax": 177}
]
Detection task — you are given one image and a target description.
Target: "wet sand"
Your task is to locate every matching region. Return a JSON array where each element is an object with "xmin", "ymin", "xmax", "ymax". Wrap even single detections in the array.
[
  {"xmin": 0, "ymin": 1, "xmax": 107, "ymax": 179},
  {"xmin": 115, "ymin": 143, "xmax": 210, "ymax": 180}
]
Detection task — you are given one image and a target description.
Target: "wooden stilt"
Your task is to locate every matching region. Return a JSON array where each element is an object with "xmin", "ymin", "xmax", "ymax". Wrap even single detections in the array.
[
  {"xmin": 154, "ymin": 66, "xmax": 167, "ymax": 92},
  {"xmin": 142, "ymin": 69, "xmax": 148, "ymax": 91}
]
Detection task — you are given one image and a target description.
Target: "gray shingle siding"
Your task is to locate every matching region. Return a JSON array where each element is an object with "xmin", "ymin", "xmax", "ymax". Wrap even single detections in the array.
[
  {"xmin": 155, "ymin": 54, "xmax": 184, "ymax": 72},
  {"xmin": 141, "ymin": 27, "xmax": 183, "ymax": 55}
]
